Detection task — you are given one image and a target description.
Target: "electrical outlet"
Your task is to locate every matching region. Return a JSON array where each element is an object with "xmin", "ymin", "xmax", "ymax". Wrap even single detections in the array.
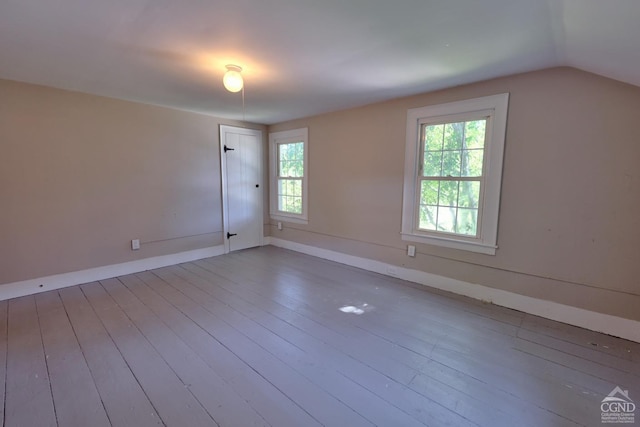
[
  {"xmin": 277, "ymin": 221, "xmax": 283, "ymax": 230},
  {"xmin": 131, "ymin": 239, "xmax": 140, "ymax": 250},
  {"xmin": 407, "ymin": 245, "xmax": 416, "ymax": 257}
]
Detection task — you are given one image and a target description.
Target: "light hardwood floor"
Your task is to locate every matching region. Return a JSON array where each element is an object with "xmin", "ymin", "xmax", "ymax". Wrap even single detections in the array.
[{"xmin": 1, "ymin": 246, "xmax": 638, "ymax": 426}]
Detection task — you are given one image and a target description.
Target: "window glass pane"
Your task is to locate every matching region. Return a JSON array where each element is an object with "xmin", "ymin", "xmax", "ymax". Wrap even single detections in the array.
[
  {"xmin": 291, "ymin": 159, "xmax": 304, "ymax": 177},
  {"xmin": 464, "ymin": 120, "xmax": 486, "ymax": 149},
  {"xmin": 438, "ymin": 180, "xmax": 459, "ymax": 207},
  {"xmin": 290, "ymin": 179, "xmax": 302, "ymax": 197},
  {"xmin": 417, "ymin": 118, "xmax": 488, "ymax": 239},
  {"xmin": 436, "ymin": 206, "xmax": 456, "ymax": 233},
  {"xmin": 461, "ymin": 149, "xmax": 483, "ymax": 177},
  {"xmin": 278, "ymin": 179, "xmax": 287, "ymax": 208},
  {"xmin": 277, "ymin": 178, "xmax": 303, "ymax": 214},
  {"xmin": 420, "ymin": 180, "xmax": 439, "ymax": 205},
  {"xmin": 277, "ymin": 149, "xmax": 283, "ymax": 175},
  {"xmin": 286, "ymin": 196, "xmax": 302, "ymax": 214},
  {"xmin": 419, "ymin": 205, "xmax": 437, "ymax": 230},
  {"xmin": 423, "ymin": 151, "xmax": 442, "ymax": 176},
  {"xmin": 294, "ymin": 141, "xmax": 304, "ymax": 160},
  {"xmin": 278, "ymin": 145, "xmax": 288, "ymax": 163},
  {"xmin": 423, "ymin": 120, "xmax": 486, "ymax": 180},
  {"xmin": 278, "ymin": 142, "xmax": 304, "ymax": 177},
  {"xmin": 441, "ymin": 150, "xmax": 461, "ymax": 177},
  {"xmin": 458, "ymin": 181, "xmax": 480, "ymax": 208},
  {"xmin": 443, "ymin": 122, "xmax": 464, "ymax": 150},
  {"xmin": 424, "ymin": 124, "xmax": 444, "ymax": 151},
  {"xmin": 456, "ymin": 208, "xmax": 478, "ymax": 236}
]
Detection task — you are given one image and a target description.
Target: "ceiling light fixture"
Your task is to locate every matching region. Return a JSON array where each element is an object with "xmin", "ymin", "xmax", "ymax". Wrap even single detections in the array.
[{"xmin": 223, "ymin": 64, "xmax": 243, "ymax": 93}]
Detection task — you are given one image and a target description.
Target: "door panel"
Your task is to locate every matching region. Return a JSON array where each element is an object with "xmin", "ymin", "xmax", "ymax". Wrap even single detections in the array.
[{"xmin": 220, "ymin": 126, "xmax": 263, "ymax": 252}]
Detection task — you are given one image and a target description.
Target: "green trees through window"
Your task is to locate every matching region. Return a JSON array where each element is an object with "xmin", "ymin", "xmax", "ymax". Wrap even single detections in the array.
[
  {"xmin": 277, "ymin": 141, "xmax": 304, "ymax": 214},
  {"xmin": 418, "ymin": 119, "xmax": 486, "ymax": 236}
]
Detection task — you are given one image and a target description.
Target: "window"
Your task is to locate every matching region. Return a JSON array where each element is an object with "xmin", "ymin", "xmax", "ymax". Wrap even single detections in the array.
[
  {"xmin": 269, "ymin": 128, "xmax": 308, "ymax": 223},
  {"xmin": 401, "ymin": 94, "xmax": 509, "ymax": 254}
]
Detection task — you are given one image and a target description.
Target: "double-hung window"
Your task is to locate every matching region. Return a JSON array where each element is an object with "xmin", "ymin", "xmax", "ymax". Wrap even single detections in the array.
[
  {"xmin": 401, "ymin": 94, "xmax": 509, "ymax": 254},
  {"xmin": 269, "ymin": 128, "xmax": 308, "ymax": 224}
]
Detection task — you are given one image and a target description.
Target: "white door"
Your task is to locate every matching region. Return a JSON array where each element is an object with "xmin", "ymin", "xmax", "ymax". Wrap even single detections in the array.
[{"xmin": 220, "ymin": 125, "xmax": 263, "ymax": 252}]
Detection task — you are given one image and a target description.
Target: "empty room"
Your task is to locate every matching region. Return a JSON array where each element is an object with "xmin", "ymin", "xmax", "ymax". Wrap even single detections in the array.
[{"xmin": 1, "ymin": 1, "xmax": 639, "ymax": 426}]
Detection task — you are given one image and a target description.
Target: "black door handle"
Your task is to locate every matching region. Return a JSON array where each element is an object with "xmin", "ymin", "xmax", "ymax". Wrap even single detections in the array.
[
  {"xmin": 224, "ymin": 145, "xmax": 235, "ymax": 153},
  {"xmin": 227, "ymin": 232, "xmax": 237, "ymax": 239}
]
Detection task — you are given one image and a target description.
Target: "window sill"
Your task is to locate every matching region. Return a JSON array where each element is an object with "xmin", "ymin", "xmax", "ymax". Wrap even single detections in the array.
[
  {"xmin": 401, "ymin": 232, "xmax": 497, "ymax": 255},
  {"xmin": 271, "ymin": 214, "xmax": 308, "ymax": 225}
]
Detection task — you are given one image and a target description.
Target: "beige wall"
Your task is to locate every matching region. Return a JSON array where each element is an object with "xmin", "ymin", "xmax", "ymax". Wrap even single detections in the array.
[
  {"xmin": 0, "ymin": 79, "xmax": 266, "ymax": 284},
  {"xmin": 268, "ymin": 67, "xmax": 640, "ymax": 321},
  {"xmin": 3, "ymin": 68, "xmax": 638, "ymax": 322}
]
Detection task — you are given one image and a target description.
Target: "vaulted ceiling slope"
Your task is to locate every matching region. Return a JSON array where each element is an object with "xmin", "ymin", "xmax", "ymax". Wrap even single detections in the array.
[{"xmin": 1, "ymin": 0, "xmax": 638, "ymax": 124}]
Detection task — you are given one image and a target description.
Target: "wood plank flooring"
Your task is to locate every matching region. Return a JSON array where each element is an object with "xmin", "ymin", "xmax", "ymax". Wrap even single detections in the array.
[{"xmin": 1, "ymin": 246, "xmax": 638, "ymax": 426}]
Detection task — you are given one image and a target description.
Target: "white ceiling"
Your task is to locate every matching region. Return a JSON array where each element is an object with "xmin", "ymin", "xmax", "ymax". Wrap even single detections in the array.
[{"xmin": 1, "ymin": 0, "xmax": 639, "ymax": 124}]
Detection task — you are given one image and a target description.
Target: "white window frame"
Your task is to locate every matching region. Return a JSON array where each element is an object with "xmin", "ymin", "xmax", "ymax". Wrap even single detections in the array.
[
  {"xmin": 269, "ymin": 127, "xmax": 309, "ymax": 224},
  {"xmin": 401, "ymin": 93, "xmax": 509, "ymax": 255}
]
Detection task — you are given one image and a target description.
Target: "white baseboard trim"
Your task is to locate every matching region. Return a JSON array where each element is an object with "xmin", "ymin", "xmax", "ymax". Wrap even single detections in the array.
[
  {"xmin": 268, "ymin": 237, "xmax": 640, "ymax": 343},
  {"xmin": 0, "ymin": 245, "xmax": 225, "ymax": 301}
]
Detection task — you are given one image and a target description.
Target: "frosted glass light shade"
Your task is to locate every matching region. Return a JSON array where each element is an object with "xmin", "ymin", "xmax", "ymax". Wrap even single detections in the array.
[{"xmin": 223, "ymin": 65, "xmax": 243, "ymax": 92}]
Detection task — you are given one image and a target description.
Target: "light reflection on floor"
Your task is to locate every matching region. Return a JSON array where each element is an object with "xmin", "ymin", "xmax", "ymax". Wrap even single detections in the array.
[{"xmin": 339, "ymin": 303, "xmax": 373, "ymax": 315}]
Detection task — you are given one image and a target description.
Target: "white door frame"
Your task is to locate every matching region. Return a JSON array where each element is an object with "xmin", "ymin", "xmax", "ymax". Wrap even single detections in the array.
[{"xmin": 219, "ymin": 125, "xmax": 264, "ymax": 254}]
